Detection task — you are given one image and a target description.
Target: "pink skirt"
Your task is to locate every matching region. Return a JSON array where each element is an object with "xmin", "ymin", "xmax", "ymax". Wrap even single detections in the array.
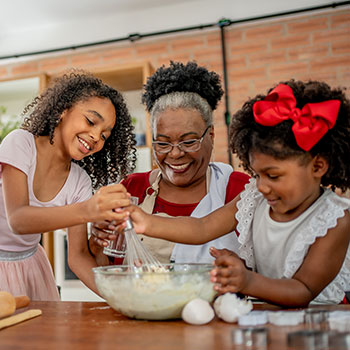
[{"xmin": 0, "ymin": 244, "xmax": 60, "ymax": 301}]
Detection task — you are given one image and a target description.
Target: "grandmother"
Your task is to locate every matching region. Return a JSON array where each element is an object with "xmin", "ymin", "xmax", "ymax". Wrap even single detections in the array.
[{"xmin": 91, "ymin": 61, "xmax": 249, "ymax": 264}]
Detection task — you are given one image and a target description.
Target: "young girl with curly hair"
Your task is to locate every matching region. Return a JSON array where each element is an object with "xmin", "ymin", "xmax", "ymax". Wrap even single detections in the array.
[
  {"xmin": 0, "ymin": 70, "xmax": 136, "ymax": 300},
  {"xmin": 125, "ymin": 79, "xmax": 350, "ymax": 306}
]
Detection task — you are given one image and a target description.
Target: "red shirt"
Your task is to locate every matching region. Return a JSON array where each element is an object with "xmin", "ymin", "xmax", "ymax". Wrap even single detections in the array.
[{"xmin": 121, "ymin": 170, "xmax": 250, "ymax": 216}]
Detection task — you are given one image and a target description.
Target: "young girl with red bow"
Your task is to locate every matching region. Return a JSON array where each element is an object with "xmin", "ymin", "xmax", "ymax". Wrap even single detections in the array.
[{"xmin": 125, "ymin": 80, "xmax": 350, "ymax": 307}]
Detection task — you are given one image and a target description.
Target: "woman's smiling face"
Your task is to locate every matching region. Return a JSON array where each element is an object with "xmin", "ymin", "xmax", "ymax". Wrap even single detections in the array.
[{"xmin": 153, "ymin": 108, "xmax": 214, "ymax": 188}]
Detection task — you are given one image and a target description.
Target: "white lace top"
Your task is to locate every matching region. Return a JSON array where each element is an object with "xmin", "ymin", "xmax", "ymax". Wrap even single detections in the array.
[{"xmin": 236, "ymin": 178, "xmax": 350, "ymax": 304}]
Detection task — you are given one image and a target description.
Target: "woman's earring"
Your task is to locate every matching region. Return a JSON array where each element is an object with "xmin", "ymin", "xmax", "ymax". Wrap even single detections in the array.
[
  {"xmin": 210, "ymin": 147, "xmax": 216, "ymax": 162},
  {"xmin": 152, "ymin": 154, "xmax": 158, "ymax": 169}
]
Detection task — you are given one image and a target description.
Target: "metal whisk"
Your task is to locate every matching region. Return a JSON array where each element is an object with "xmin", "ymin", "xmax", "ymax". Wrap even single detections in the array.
[{"xmin": 124, "ymin": 218, "xmax": 166, "ymax": 272}]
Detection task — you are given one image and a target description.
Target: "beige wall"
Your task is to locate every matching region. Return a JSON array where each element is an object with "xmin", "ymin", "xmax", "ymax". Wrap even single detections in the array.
[{"xmin": 1, "ymin": 7, "xmax": 349, "ymax": 167}]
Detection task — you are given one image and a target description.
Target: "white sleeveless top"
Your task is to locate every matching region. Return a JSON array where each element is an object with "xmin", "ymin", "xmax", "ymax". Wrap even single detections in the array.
[{"xmin": 236, "ymin": 178, "xmax": 350, "ymax": 304}]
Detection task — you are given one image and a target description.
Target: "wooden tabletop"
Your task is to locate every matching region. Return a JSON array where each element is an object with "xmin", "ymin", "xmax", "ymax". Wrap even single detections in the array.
[{"xmin": 1, "ymin": 301, "xmax": 349, "ymax": 350}]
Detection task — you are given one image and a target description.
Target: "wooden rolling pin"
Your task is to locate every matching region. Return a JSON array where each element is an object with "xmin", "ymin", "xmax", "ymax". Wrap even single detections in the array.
[
  {"xmin": 0, "ymin": 309, "xmax": 42, "ymax": 330},
  {"xmin": 0, "ymin": 291, "xmax": 30, "ymax": 319}
]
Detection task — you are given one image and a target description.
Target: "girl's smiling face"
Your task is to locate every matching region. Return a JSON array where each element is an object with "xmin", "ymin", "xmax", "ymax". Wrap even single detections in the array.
[
  {"xmin": 153, "ymin": 108, "xmax": 214, "ymax": 188},
  {"xmin": 249, "ymin": 151, "xmax": 328, "ymax": 222},
  {"xmin": 56, "ymin": 96, "xmax": 116, "ymax": 161}
]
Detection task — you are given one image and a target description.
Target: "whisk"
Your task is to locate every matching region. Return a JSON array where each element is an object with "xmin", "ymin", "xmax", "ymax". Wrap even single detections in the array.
[{"xmin": 123, "ymin": 218, "xmax": 166, "ymax": 272}]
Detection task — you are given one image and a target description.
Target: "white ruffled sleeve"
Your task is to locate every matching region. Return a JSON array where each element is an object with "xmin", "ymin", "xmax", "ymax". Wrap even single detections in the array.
[{"xmin": 235, "ymin": 178, "xmax": 263, "ymax": 270}]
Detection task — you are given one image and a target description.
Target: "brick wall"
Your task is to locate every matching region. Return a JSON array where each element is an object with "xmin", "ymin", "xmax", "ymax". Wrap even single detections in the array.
[{"xmin": 1, "ymin": 7, "xmax": 349, "ymax": 166}]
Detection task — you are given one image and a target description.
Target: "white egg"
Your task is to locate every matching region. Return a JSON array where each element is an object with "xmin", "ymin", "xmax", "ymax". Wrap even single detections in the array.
[
  {"xmin": 213, "ymin": 293, "xmax": 252, "ymax": 323},
  {"xmin": 181, "ymin": 298, "xmax": 215, "ymax": 325}
]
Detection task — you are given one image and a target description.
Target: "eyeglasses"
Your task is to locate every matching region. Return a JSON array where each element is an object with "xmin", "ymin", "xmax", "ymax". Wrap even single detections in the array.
[{"xmin": 152, "ymin": 126, "xmax": 211, "ymax": 154}]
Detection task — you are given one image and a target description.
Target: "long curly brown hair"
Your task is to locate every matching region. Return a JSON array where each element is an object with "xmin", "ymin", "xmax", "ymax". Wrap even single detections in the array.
[
  {"xmin": 21, "ymin": 70, "xmax": 137, "ymax": 190},
  {"xmin": 230, "ymin": 79, "xmax": 350, "ymax": 192}
]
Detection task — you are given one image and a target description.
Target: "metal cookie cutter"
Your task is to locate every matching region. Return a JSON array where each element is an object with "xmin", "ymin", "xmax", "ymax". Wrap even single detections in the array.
[
  {"xmin": 287, "ymin": 330, "xmax": 329, "ymax": 349},
  {"xmin": 268, "ymin": 310, "xmax": 305, "ymax": 326},
  {"xmin": 304, "ymin": 309, "xmax": 328, "ymax": 330},
  {"xmin": 232, "ymin": 327, "xmax": 268, "ymax": 348},
  {"xmin": 328, "ymin": 311, "xmax": 350, "ymax": 332},
  {"xmin": 238, "ymin": 311, "xmax": 268, "ymax": 326},
  {"xmin": 328, "ymin": 331, "xmax": 350, "ymax": 349}
]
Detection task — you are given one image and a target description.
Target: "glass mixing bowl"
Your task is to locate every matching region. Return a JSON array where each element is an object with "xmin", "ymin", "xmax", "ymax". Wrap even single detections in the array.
[{"xmin": 93, "ymin": 263, "xmax": 216, "ymax": 320}]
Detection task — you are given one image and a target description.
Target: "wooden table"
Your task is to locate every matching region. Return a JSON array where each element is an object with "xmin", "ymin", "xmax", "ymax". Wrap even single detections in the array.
[{"xmin": 1, "ymin": 301, "xmax": 349, "ymax": 350}]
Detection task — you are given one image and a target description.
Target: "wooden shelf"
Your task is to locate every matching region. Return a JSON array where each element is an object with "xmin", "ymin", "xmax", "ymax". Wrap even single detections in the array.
[
  {"xmin": 92, "ymin": 62, "xmax": 153, "ymax": 89},
  {"xmin": 45, "ymin": 62, "xmax": 154, "ymax": 149},
  {"xmin": 92, "ymin": 62, "xmax": 154, "ymax": 148},
  {"xmin": 93, "ymin": 65, "xmax": 146, "ymax": 91}
]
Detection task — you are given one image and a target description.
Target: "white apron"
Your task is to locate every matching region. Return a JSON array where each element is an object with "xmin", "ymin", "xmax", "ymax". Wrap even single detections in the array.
[{"xmin": 139, "ymin": 162, "xmax": 240, "ymax": 264}]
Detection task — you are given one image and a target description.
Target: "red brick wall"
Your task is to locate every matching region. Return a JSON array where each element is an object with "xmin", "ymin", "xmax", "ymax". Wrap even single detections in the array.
[{"xmin": 1, "ymin": 7, "xmax": 349, "ymax": 166}]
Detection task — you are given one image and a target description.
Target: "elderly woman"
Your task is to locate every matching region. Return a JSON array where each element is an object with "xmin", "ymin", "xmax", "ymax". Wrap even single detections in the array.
[{"xmin": 91, "ymin": 61, "xmax": 249, "ymax": 264}]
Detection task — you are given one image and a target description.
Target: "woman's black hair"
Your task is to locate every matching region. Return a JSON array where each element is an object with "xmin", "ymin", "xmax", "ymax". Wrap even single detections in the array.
[
  {"xmin": 142, "ymin": 61, "xmax": 224, "ymax": 112},
  {"xmin": 230, "ymin": 79, "xmax": 350, "ymax": 192},
  {"xmin": 21, "ymin": 69, "xmax": 136, "ymax": 189}
]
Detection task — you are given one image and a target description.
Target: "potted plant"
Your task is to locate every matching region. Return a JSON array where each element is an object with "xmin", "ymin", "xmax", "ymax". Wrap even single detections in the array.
[{"xmin": 0, "ymin": 106, "xmax": 20, "ymax": 143}]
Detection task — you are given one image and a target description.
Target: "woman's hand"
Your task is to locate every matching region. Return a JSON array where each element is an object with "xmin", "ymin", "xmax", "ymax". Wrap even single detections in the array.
[
  {"xmin": 87, "ymin": 234, "xmax": 110, "ymax": 266},
  {"xmin": 210, "ymin": 250, "xmax": 252, "ymax": 295},
  {"xmin": 91, "ymin": 221, "xmax": 117, "ymax": 247},
  {"xmin": 89, "ymin": 222, "xmax": 120, "ymax": 266}
]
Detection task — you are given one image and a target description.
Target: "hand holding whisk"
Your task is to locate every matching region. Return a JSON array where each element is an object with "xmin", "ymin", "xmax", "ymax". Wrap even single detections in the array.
[
  {"xmin": 123, "ymin": 218, "xmax": 165, "ymax": 272},
  {"xmin": 123, "ymin": 197, "xmax": 165, "ymax": 272}
]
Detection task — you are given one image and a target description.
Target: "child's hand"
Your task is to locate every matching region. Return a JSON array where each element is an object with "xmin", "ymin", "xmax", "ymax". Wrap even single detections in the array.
[
  {"xmin": 114, "ymin": 204, "xmax": 149, "ymax": 235},
  {"xmin": 85, "ymin": 184, "xmax": 130, "ymax": 223},
  {"xmin": 209, "ymin": 247, "xmax": 237, "ymax": 259},
  {"xmin": 210, "ymin": 251, "xmax": 251, "ymax": 295}
]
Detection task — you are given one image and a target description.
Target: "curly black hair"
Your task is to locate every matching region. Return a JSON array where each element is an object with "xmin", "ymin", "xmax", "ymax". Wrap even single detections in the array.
[
  {"xmin": 21, "ymin": 70, "xmax": 137, "ymax": 190},
  {"xmin": 230, "ymin": 79, "xmax": 350, "ymax": 192},
  {"xmin": 141, "ymin": 61, "xmax": 224, "ymax": 112}
]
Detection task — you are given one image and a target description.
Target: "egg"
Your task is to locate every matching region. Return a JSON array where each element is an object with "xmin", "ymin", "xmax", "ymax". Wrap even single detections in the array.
[
  {"xmin": 182, "ymin": 298, "xmax": 215, "ymax": 325},
  {"xmin": 213, "ymin": 293, "xmax": 252, "ymax": 323}
]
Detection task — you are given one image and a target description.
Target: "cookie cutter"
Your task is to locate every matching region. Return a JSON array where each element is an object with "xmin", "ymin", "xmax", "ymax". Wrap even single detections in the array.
[
  {"xmin": 287, "ymin": 330, "xmax": 329, "ymax": 349},
  {"xmin": 328, "ymin": 311, "xmax": 350, "ymax": 332},
  {"xmin": 328, "ymin": 331, "xmax": 350, "ymax": 349},
  {"xmin": 238, "ymin": 311, "xmax": 268, "ymax": 326},
  {"xmin": 304, "ymin": 309, "xmax": 329, "ymax": 330},
  {"xmin": 268, "ymin": 310, "xmax": 305, "ymax": 326},
  {"xmin": 232, "ymin": 327, "xmax": 268, "ymax": 348}
]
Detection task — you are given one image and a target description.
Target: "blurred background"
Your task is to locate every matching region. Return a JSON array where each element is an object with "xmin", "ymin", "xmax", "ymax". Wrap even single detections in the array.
[{"xmin": 1, "ymin": 0, "xmax": 349, "ymax": 163}]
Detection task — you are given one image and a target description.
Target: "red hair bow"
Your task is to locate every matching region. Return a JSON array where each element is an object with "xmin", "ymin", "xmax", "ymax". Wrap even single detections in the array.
[{"xmin": 253, "ymin": 84, "xmax": 340, "ymax": 151}]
